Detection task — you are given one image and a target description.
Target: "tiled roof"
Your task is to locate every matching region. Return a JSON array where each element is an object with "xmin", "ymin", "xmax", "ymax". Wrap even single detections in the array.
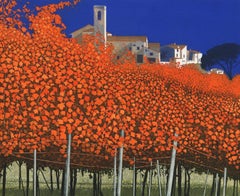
[
  {"xmin": 71, "ymin": 24, "xmax": 94, "ymax": 38},
  {"xmin": 168, "ymin": 43, "xmax": 186, "ymax": 50},
  {"xmin": 189, "ymin": 49, "xmax": 201, "ymax": 53},
  {"xmin": 148, "ymin": 43, "xmax": 160, "ymax": 52},
  {"xmin": 107, "ymin": 36, "xmax": 147, "ymax": 42}
]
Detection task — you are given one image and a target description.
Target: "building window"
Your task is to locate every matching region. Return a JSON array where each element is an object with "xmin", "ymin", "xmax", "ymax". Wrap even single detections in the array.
[
  {"xmin": 150, "ymin": 52, "xmax": 153, "ymax": 56},
  {"xmin": 148, "ymin": 58, "xmax": 156, "ymax": 63},
  {"xmin": 137, "ymin": 55, "xmax": 143, "ymax": 63},
  {"xmin": 129, "ymin": 47, "xmax": 132, "ymax": 51},
  {"xmin": 97, "ymin": 11, "xmax": 101, "ymax": 20},
  {"xmin": 137, "ymin": 47, "xmax": 140, "ymax": 50}
]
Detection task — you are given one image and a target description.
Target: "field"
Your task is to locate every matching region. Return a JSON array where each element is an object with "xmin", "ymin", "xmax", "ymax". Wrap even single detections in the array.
[{"xmin": 0, "ymin": 162, "xmax": 238, "ymax": 196}]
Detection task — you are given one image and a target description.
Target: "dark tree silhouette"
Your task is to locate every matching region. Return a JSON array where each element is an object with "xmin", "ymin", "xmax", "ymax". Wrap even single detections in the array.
[{"xmin": 201, "ymin": 43, "xmax": 240, "ymax": 79}]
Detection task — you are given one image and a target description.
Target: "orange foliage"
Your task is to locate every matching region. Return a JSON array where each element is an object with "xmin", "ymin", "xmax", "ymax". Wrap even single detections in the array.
[{"xmin": 0, "ymin": 0, "xmax": 239, "ymax": 178}]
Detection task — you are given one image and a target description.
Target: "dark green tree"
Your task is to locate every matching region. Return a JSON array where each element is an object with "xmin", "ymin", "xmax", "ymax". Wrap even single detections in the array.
[{"xmin": 201, "ymin": 43, "xmax": 240, "ymax": 79}]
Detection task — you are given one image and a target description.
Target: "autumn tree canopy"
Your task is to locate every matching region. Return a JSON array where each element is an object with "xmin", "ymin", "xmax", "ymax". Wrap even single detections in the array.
[
  {"xmin": 0, "ymin": 0, "xmax": 239, "ymax": 179},
  {"xmin": 201, "ymin": 43, "xmax": 240, "ymax": 79}
]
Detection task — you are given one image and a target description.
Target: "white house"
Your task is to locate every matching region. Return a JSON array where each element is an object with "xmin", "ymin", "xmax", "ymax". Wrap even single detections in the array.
[
  {"xmin": 161, "ymin": 43, "xmax": 202, "ymax": 65},
  {"xmin": 207, "ymin": 68, "xmax": 224, "ymax": 74},
  {"xmin": 187, "ymin": 50, "xmax": 202, "ymax": 64},
  {"xmin": 71, "ymin": 5, "xmax": 161, "ymax": 64},
  {"xmin": 160, "ymin": 43, "xmax": 188, "ymax": 65}
]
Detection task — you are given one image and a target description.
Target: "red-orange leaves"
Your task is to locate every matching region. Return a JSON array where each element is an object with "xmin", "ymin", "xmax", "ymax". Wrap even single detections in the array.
[
  {"xmin": 57, "ymin": 103, "xmax": 65, "ymax": 110},
  {"xmin": 0, "ymin": 0, "xmax": 239, "ymax": 176}
]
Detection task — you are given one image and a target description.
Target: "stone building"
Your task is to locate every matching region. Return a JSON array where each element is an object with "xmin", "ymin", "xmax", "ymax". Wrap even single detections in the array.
[{"xmin": 71, "ymin": 5, "xmax": 161, "ymax": 64}]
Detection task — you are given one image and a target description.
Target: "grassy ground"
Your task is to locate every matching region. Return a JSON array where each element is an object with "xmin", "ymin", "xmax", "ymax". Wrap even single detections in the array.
[
  {"xmin": 1, "ymin": 186, "xmax": 237, "ymax": 196},
  {"xmin": 1, "ymin": 162, "xmax": 238, "ymax": 195}
]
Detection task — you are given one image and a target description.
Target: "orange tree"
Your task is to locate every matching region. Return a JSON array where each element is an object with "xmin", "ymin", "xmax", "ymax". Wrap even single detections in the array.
[{"xmin": 0, "ymin": 0, "xmax": 239, "ymax": 179}]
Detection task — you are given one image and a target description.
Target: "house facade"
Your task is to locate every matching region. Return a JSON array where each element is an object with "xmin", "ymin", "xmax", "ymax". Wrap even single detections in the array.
[
  {"xmin": 188, "ymin": 50, "xmax": 203, "ymax": 64},
  {"xmin": 160, "ymin": 44, "xmax": 187, "ymax": 65},
  {"xmin": 161, "ymin": 43, "xmax": 202, "ymax": 65},
  {"xmin": 71, "ymin": 5, "xmax": 161, "ymax": 64}
]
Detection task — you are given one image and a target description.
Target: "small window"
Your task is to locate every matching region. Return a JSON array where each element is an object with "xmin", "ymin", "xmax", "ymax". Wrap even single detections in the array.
[
  {"xmin": 137, "ymin": 55, "xmax": 143, "ymax": 63},
  {"xmin": 137, "ymin": 47, "xmax": 140, "ymax": 50},
  {"xmin": 97, "ymin": 11, "xmax": 101, "ymax": 20},
  {"xmin": 150, "ymin": 52, "xmax": 153, "ymax": 56},
  {"xmin": 148, "ymin": 58, "xmax": 156, "ymax": 63},
  {"xmin": 129, "ymin": 47, "xmax": 132, "ymax": 51}
]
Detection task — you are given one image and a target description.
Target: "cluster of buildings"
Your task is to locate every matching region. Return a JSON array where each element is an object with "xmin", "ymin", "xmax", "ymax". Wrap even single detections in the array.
[{"xmin": 71, "ymin": 5, "xmax": 203, "ymax": 66}]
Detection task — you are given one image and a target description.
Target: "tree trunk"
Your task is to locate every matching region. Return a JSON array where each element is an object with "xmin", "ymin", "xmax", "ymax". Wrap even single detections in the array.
[
  {"xmin": 142, "ymin": 169, "xmax": 149, "ymax": 196},
  {"xmin": 26, "ymin": 165, "xmax": 30, "ymax": 196},
  {"xmin": 36, "ymin": 171, "xmax": 40, "ymax": 196},
  {"xmin": 172, "ymin": 166, "xmax": 177, "ymax": 196},
  {"xmin": 233, "ymin": 179, "xmax": 236, "ymax": 196},
  {"xmin": 187, "ymin": 171, "xmax": 190, "ymax": 196},
  {"xmin": 56, "ymin": 169, "xmax": 60, "ymax": 190},
  {"xmin": 133, "ymin": 169, "xmax": 137, "ymax": 196},
  {"xmin": 210, "ymin": 173, "xmax": 216, "ymax": 196},
  {"xmin": 217, "ymin": 176, "xmax": 221, "ymax": 196},
  {"xmin": 70, "ymin": 169, "xmax": 73, "ymax": 196},
  {"xmin": 50, "ymin": 168, "xmax": 53, "ymax": 191},
  {"xmin": 2, "ymin": 164, "xmax": 7, "ymax": 196},
  {"xmin": 178, "ymin": 164, "xmax": 182, "ymax": 196},
  {"xmin": 61, "ymin": 169, "xmax": 65, "ymax": 196},
  {"xmin": 98, "ymin": 172, "xmax": 104, "ymax": 196},
  {"xmin": 73, "ymin": 169, "xmax": 77, "ymax": 196},
  {"xmin": 184, "ymin": 168, "xmax": 187, "ymax": 196},
  {"xmin": 184, "ymin": 168, "xmax": 191, "ymax": 196},
  {"xmin": 18, "ymin": 161, "xmax": 22, "ymax": 190},
  {"xmin": 93, "ymin": 172, "xmax": 97, "ymax": 196},
  {"xmin": 70, "ymin": 169, "xmax": 77, "ymax": 196}
]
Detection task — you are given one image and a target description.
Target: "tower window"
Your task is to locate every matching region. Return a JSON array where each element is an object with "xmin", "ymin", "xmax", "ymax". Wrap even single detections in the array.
[{"xmin": 97, "ymin": 11, "xmax": 102, "ymax": 20}]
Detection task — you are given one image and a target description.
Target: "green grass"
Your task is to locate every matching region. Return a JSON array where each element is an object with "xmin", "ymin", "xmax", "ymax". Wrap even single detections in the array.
[
  {"xmin": 1, "ymin": 162, "xmax": 238, "ymax": 195},
  {"xmin": 1, "ymin": 186, "xmax": 237, "ymax": 196}
]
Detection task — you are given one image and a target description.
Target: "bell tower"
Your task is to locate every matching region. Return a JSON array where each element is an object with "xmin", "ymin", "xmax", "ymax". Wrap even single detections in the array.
[{"xmin": 94, "ymin": 5, "xmax": 107, "ymax": 43}]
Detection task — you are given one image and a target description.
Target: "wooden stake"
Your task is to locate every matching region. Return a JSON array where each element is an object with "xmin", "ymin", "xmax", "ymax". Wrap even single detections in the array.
[
  {"xmin": 33, "ymin": 149, "xmax": 37, "ymax": 196},
  {"xmin": 113, "ymin": 149, "xmax": 117, "ymax": 196},
  {"xmin": 133, "ymin": 157, "xmax": 136, "ymax": 196},
  {"xmin": 203, "ymin": 169, "xmax": 209, "ymax": 196},
  {"xmin": 117, "ymin": 130, "xmax": 124, "ymax": 196},
  {"xmin": 215, "ymin": 173, "xmax": 219, "ymax": 196},
  {"xmin": 64, "ymin": 133, "xmax": 72, "ymax": 196},
  {"xmin": 148, "ymin": 162, "xmax": 153, "ymax": 196},
  {"xmin": 166, "ymin": 133, "xmax": 178, "ymax": 196},
  {"xmin": 156, "ymin": 160, "xmax": 162, "ymax": 196},
  {"xmin": 223, "ymin": 168, "xmax": 227, "ymax": 196}
]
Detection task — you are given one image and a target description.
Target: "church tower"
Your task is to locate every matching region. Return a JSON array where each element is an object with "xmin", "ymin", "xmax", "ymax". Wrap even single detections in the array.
[{"xmin": 94, "ymin": 5, "xmax": 107, "ymax": 43}]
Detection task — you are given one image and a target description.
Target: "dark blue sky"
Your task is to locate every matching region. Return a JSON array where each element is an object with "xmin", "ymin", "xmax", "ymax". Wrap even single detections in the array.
[{"xmin": 57, "ymin": 0, "xmax": 240, "ymax": 54}]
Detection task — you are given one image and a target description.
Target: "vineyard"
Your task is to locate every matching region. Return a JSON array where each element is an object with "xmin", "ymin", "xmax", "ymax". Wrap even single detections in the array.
[{"xmin": 0, "ymin": 0, "xmax": 240, "ymax": 196}]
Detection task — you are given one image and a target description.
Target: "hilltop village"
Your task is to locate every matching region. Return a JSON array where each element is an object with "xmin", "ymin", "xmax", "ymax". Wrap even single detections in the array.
[{"xmin": 71, "ymin": 5, "xmax": 202, "ymax": 66}]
